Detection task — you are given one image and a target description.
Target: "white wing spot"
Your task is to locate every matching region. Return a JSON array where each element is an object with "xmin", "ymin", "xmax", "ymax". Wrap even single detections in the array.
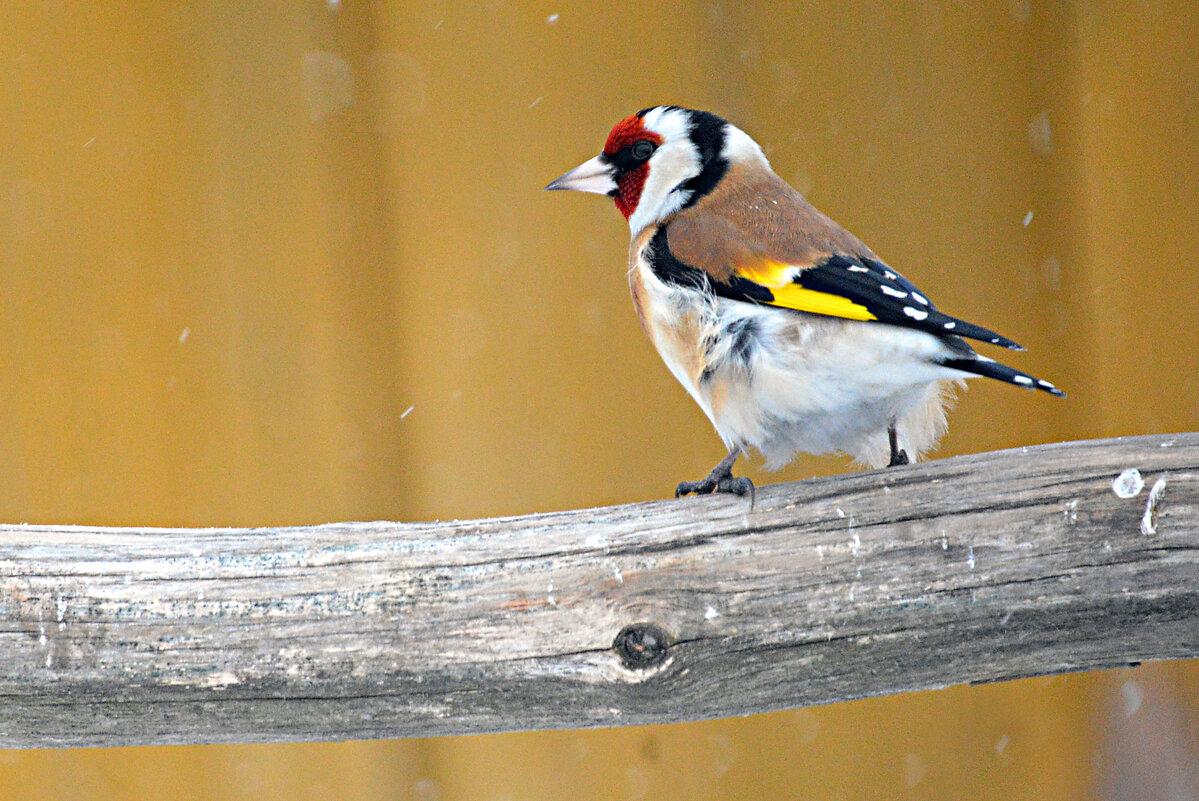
[
  {"xmin": 1037, "ymin": 379, "xmax": 1055, "ymax": 389},
  {"xmin": 911, "ymin": 292, "xmax": 929, "ymax": 305},
  {"xmin": 884, "ymin": 270, "xmax": 897, "ymax": 280},
  {"xmin": 903, "ymin": 307, "xmax": 929, "ymax": 321},
  {"xmin": 943, "ymin": 321, "xmax": 956, "ymax": 329},
  {"xmin": 881, "ymin": 286, "xmax": 908, "ymax": 299},
  {"xmin": 990, "ymin": 337, "xmax": 1001, "ymax": 344},
  {"xmin": 848, "ymin": 265, "xmax": 869, "ymax": 273},
  {"xmin": 1013, "ymin": 375, "xmax": 1034, "ymax": 385}
]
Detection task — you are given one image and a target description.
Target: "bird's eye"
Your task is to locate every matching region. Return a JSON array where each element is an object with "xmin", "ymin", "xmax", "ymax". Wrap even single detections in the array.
[{"xmin": 632, "ymin": 140, "xmax": 656, "ymax": 161}]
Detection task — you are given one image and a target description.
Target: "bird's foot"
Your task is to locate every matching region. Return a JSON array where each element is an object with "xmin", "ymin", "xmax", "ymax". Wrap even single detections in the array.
[
  {"xmin": 887, "ymin": 449, "xmax": 910, "ymax": 467},
  {"xmin": 675, "ymin": 466, "xmax": 755, "ymax": 503}
]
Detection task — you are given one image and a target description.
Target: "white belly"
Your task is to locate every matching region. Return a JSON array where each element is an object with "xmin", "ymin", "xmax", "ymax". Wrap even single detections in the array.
[{"xmin": 632, "ymin": 257, "xmax": 959, "ymax": 469}]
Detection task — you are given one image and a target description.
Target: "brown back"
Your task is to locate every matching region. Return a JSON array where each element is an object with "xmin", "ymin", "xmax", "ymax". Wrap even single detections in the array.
[{"xmin": 666, "ymin": 162, "xmax": 878, "ymax": 279}]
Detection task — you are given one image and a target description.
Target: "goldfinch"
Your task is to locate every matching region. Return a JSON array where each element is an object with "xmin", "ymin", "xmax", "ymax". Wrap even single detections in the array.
[{"xmin": 546, "ymin": 106, "xmax": 1063, "ymax": 499}]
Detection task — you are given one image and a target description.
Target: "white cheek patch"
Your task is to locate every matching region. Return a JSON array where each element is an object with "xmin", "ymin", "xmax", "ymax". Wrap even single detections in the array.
[
  {"xmin": 626, "ymin": 111, "xmax": 768, "ymax": 236},
  {"xmin": 627, "ymin": 142, "xmax": 700, "ymax": 235}
]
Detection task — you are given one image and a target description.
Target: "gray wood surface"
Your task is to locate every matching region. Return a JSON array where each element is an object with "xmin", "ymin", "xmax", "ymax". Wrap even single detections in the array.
[{"xmin": 1, "ymin": 433, "xmax": 1196, "ymax": 748}]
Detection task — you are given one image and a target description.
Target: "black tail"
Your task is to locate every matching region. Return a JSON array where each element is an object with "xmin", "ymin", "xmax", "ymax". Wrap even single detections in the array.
[{"xmin": 939, "ymin": 356, "xmax": 1066, "ymax": 397}]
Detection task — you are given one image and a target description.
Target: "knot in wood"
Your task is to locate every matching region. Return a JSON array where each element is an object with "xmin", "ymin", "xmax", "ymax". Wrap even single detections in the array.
[{"xmin": 613, "ymin": 623, "xmax": 671, "ymax": 670}]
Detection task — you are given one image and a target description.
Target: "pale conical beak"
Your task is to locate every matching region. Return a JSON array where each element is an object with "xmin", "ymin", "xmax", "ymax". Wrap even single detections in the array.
[{"xmin": 544, "ymin": 154, "xmax": 617, "ymax": 195}]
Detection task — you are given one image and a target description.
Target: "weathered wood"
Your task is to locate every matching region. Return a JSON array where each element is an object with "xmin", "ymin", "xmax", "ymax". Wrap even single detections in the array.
[{"xmin": 1, "ymin": 433, "xmax": 1196, "ymax": 748}]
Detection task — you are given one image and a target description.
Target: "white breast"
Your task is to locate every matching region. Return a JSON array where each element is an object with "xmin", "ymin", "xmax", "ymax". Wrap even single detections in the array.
[{"xmin": 629, "ymin": 242, "xmax": 960, "ymax": 469}]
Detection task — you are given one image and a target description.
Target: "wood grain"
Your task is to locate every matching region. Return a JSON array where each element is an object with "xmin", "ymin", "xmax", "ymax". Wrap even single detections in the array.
[{"xmin": 1, "ymin": 433, "xmax": 1196, "ymax": 748}]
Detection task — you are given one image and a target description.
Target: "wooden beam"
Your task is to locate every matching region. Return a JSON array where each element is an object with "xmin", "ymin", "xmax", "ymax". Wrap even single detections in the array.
[{"xmin": 1, "ymin": 433, "xmax": 1196, "ymax": 748}]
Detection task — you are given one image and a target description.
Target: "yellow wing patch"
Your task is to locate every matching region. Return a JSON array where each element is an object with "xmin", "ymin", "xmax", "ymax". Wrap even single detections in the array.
[
  {"xmin": 769, "ymin": 285, "xmax": 878, "ymax": 321},
  {"xmin": 735, "ymin": 261, "xmax": 878, "ymax": 322}
]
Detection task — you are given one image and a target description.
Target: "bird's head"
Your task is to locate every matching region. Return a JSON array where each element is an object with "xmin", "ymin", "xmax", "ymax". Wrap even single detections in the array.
[{"xmin": 546, "ymin": 105, "xmax": 769, "ymax": 235}]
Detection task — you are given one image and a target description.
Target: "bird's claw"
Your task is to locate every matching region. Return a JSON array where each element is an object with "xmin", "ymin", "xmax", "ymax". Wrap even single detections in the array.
[
  {"xmin": 675, "ymin": 474, "xmax": 755, "ymax": 505},
  {"xmin": 674, "ymin": 479, "xmax": 708, "ymax": 497}
]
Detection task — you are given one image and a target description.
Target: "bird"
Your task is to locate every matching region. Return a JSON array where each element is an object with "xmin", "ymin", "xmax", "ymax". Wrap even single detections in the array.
[{"xmin": 545, "ymin": 105, "xmax": 1064, "ymax": 500}]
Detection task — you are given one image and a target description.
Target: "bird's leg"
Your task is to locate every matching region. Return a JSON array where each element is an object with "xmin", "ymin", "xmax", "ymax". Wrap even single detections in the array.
[
  {"xmin": 675, "ymin": 446, "xmax": 755, "ymax": 502},
  {"xmin": 887, "ymin": 423, "xmax": 910, "ymax": 467}
]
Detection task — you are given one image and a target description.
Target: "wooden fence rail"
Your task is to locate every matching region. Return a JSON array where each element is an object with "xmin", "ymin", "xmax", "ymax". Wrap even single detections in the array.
[{"xmin": 1, "ymin": 433, "xmax": 1196, "ymax": 748}]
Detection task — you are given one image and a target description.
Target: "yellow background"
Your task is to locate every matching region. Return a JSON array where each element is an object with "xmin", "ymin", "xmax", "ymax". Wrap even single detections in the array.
[{"xmin": 2, "ymin": 1, "xmax": 1197, "ymax": 798}]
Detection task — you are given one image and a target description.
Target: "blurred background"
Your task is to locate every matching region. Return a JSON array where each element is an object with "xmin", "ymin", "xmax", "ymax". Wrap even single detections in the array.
[{"xmin": 2, "ymin": 1, "xmax": 1198, "ymax": 798}]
